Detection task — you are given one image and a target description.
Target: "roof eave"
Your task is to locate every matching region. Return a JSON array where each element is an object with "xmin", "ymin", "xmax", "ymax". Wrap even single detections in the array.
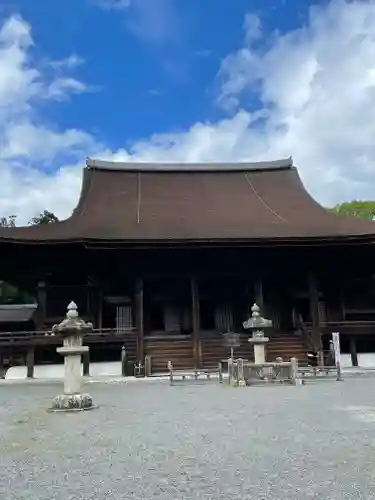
[
  {"xmin": 1, "ymin": 234, "xmax": 375, "ymax": 246},
  {"xmin": 85, "ymin": 157, "xmax": 294, "ymax": 173}
]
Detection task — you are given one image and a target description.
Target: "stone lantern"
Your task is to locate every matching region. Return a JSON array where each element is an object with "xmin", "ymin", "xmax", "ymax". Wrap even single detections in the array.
[
  {"xmin": 48, "ymin": 301, "xmax": 96, "ymax": 412},
  {"xmin": 243, "ymin": 303, "xmax": 272, "ymax": 364}
]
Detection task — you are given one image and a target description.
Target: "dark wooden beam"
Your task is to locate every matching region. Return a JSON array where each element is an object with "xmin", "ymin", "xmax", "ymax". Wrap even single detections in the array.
[
  {"xmin": 135, "ymin": 277, "xmax": 144, "ymax": 362},
  {"xmin": 254, "ymin": 277, "xmax": 264, "ymax": 313},
  {"xmin": 86, "ymin": 277, "xmax": 93, "ymax": 321},
  {"xmin": 98, "ymin": 291, "xmax": 103, "ymax": 330},
  {"xmin": 87, "ymin": 279, "xmax": 101, "ymax": 329},
  {"xmin": 35, "ymin": 281, "xmax": 47, "ymax": 330},
  {"xmin": 0, "ymin": 352, "xmax": 4, "ymax": 379},
  {"xmin": 191, "ymin": 277, "xmax": 201, "ymax": 368},
  {"xmin": 129, "ymin": 270, "xmax": 251, "ymax": 281},
  {"xmin": 308, "ymin": 272, "xmax": 322, "ymax": 357}
]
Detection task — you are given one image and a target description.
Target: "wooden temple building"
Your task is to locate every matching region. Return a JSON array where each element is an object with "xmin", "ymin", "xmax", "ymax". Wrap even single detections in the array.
[{"xmin": 1, "ymin": 157, "xmax": 375, "ymax": 374}]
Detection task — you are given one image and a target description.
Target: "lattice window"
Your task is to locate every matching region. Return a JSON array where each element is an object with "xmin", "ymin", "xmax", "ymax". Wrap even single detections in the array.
[{"xmin": 116, "ymin": 305, "xmax": 133, "ymax": 332}]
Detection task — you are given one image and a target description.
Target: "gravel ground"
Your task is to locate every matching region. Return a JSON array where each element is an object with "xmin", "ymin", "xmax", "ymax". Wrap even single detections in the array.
[{"xmin": 1, "ymin": 379, "xmax": 375, "ymax": 499}]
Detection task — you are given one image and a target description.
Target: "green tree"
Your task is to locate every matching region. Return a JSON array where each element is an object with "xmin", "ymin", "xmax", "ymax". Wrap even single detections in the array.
[
  {"xmin": 329, "ymin": 201, "xmax": 375, "ymax": 220},
  {"xmin": 0, "ymin": 281, "xmax": 35, "ymax": 304},
  {"xmin": 29, "ymin": 210, "xmax": 59, "ymax": 225},
  {"xmin": 0, "ymin": 215, "xmax": 16, "ymax": 227}
]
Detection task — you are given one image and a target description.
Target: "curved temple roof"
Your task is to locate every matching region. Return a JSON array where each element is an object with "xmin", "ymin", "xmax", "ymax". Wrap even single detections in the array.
[{"xmin": 1, "ymin": 157, "xmax": 375, "ymax": 244}]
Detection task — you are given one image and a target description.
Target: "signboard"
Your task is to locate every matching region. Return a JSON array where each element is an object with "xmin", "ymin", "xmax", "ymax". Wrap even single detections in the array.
[{"xmin": 332, "ymin": 331, "xmax": 341, "ymax": 365}]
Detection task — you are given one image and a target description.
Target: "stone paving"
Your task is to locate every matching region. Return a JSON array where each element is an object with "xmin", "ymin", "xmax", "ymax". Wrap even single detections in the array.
[{"xmin": 1, "ymin": 378, "xmax": 375, "ymax": 499}]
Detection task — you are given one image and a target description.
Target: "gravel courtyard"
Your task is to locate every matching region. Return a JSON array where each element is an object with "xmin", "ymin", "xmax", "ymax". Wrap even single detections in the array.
[{"xmin": 0, "ymin": 378, "xmax": 375, "ymax": 499}]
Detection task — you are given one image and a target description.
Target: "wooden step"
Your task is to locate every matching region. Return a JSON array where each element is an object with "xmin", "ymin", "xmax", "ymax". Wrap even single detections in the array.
[
  {"xmin": 145, "ymin": 336, "xmax": 194, "ymax": 372},
  {"xmin": 144, "ymin": 333, "xmax": 308, "ymax": 372}
]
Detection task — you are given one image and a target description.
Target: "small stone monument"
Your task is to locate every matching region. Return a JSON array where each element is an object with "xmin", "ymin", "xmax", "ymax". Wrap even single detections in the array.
[
  {"xmin": 48, "ymin": 302, "xmax": 96, "ymax": 412},
  {"xmin": 243, "ymin": 303, "xmax": 272, "ymax": 364},
  {"xmin": 223, "ymin": 331, "xmax": 241, "ymax": 359}
]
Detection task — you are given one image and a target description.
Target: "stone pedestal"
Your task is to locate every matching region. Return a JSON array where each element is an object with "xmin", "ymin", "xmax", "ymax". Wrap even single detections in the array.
[
  {"xmin": 48, "ymin": 302, "xmax": 96, "ymax": 413},
  {"xmin": 249, "ymin": 337, "xmax": 270, "ymax": 364},
  {"xmin": 58, "ymin": 336, "xmax": 87, "ymax": 394}
]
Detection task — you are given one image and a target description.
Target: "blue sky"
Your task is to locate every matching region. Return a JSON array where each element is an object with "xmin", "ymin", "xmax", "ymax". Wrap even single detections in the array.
[
  {"xmin": 1, "ymin": 0, "xmax": 375, "ymax": 222},
  {"xmin": 2, "ymin": 0, "xmax": 319, "ymax": 146}
]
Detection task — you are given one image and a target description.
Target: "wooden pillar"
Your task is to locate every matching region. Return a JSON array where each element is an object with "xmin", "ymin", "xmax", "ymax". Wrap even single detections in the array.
[
  {"xmin": 308, "ymin": 272, "xmax": 323, "ymax": 358},
  {"xmin": 86, "ymin": 276, "xmax": 96, "ymax": 324},
  {"xmin": 254, "ymin": 277, "xmax": 264, "ymax": 312},
  {"xmin": 88, "ymin": 280, "xmax": 101, "ymax": 329},
  {"xmin": 98, "ymin": 291, "xmax": 103, "ymax": 330},
  {"xmin": 135, "ymin": 277, "xmax": 144, "ymax": 363},
  {"xmin": 350, "ymin": 337, "xmax": 358, "ymax": 367},
  {"xmin": 0, "ymin": 352, "xmax": 4, "ymax": 379},
  {"xmin": 191, "ymin": 277, "xmax": 201, "ymax": 369},
  {"xmin": 82, "ymin": 351, "xmax": 90, "ymax": 376},
  {"xmin": 26, "ymin": 347, "xmax": 35, "ymax": 378},
  {"xmin": 86, "ymin": 280, "xmax": 91, "ymax": 320},
  {"xmin": 36, "ymin": 281, "xmax": 47, "ymax": 330}
]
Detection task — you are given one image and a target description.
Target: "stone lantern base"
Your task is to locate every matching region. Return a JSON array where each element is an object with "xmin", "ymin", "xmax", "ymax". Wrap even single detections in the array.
[
  {"xmin": 48, "ymin": 393, "xmax": 96, "ymax": 412},
  {"xmin": 47, "ymin": 302, "xmax": 97, "ymax": 413}
]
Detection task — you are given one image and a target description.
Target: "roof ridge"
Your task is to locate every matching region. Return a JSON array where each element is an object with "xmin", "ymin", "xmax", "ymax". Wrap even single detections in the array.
[{"xmin": 85, "ymin": 157, "xmax": 294, "ymax": 172}]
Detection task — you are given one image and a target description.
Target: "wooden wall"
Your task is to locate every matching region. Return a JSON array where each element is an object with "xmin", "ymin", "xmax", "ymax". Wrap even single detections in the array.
[{"xmin": 3, "ymin": 241, "xmax": 375, "ymax": 369}]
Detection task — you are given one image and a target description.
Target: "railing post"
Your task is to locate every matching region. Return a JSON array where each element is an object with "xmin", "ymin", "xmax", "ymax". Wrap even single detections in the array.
[
  {"xmin": 121, "ymin": 345, "xmax": 128, "ymax": 377},
  {"xmin": 82, "ymin": 351, "xmax": 90, "ymax": 377},
  {"xmin": 26, "ymin": 347, "xmax": 35, "ymax": 379},
  {"xmin": 336, "ymin": 357, "xmax": 343, "ymax": 381},
  {"xmin": 237, "ymin": 358, "xmax": 245, "ymax": 386},
  {"xmin": 218, "ymin": 362, "xmax": 223, "ymax": 383},
  {"xmin": 168, "ymin": 361, "xmax": 173, "ymax": 386},
  {"xmin": 228, "ymin": 357, "xmax": 233, "ymax": 385},
  {"xmin": 350, "ymin": 337, "xmax": 358, "ymax": 367},
  {"xmin": 290, "ymin": 357, "xmax": 298, "ymax": 385},
  {"xmin": 144, "ymin": 355, "xmax": 152, "ymax": 377}
]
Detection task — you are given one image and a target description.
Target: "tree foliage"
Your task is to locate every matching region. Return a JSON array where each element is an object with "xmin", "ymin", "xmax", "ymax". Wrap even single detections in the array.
[
  {"xmin": 329, "ymin": 201, "xmax": 375, "ymax": 220},
  {"xmin": 0, "ymin": 281, "xmax": 34, "ymax": 305},
  {"xmin": 0, "ymin": 210, "xmax": 57, "ymax": 305},
  {"xmin": 0, "ymin": 215, "xmax": 16, "ymax": 227},
  {"xmin": 0, "ymin": 210, "xmax": 59, "ymax": 227},
  {"xmin": 29, "ymin": 210, "xmax": 59, "ymax": 225}
]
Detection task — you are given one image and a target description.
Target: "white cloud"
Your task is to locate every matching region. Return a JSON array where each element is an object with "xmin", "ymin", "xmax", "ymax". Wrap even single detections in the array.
[
  {"xmin": 0, "ymin": 15, "xmax": 97, "ymax": 223},
  {"xmin": 50, "ymin": 54, "xmax": 85, "ymax": 69},
  {"xmin": 217, "ymin": 0, "xmax": 375, "ymax": 202},
  {"xmin": 2, "ymin": 123, "xmax": 92, "ymax": 160},
  {"xmin": 0, "ymin": 15, "xmax": 38, "ymax": 114},
  {"xmin": 46, "ymin": 77, "xmax": 88, "ymax": 100},
  {"xmin": 243, "ymin": 13, "xmax": 262, "ymax": 44},
  {"xmin": 3, "ymin": 1, "xmax": 375, "ymax": 225}
]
